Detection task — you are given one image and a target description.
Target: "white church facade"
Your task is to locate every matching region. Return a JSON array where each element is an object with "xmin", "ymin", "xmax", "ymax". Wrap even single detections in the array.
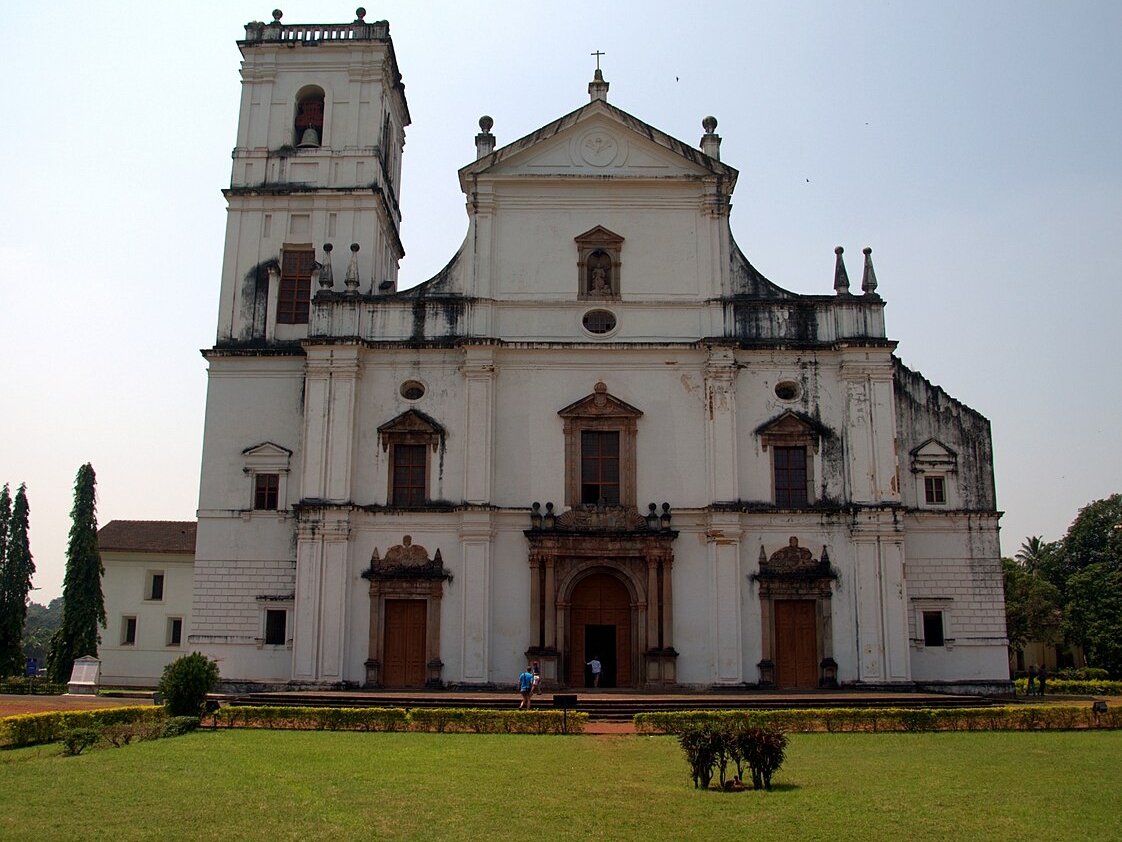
[{"xmin": 184, "ymin": 10, "xmax": 1009, "ymax": 693}]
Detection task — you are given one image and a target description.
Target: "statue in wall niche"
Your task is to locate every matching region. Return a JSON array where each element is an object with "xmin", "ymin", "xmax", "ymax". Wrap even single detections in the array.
[{"xmin": 587, "ymin": 251, "xmax": 613, "ymax": 296}]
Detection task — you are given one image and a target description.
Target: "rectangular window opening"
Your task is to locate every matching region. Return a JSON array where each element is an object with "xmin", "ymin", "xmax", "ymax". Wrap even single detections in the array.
[
  {"xmin": 265, "ymin": 609, "xmax": 287, "ymax": 646},
  {"xmin": 122, "ymin": 616, "xmax": 137, "ymax": 646},
  {"xmin": 392, "ymin": 444, "xmax": 427, "ymax": 506},
  {"xmin": 277, "ymin": 248, "xmax": 314, "ymax": 324},
  {"xmin": 924, "ymin": 476, "xmax": 946, "ymax": 505},
  {"xmin": 580, "ymin": 430, "xmax": 621, "ymax": 505},
  {"xmin": 922, "ymin": 611, "xmax": 945, "ymax": 647},
  {"xmin": 774, "ymin": 446, "xmax": 809, "ymax": 507},
  {"xmin": 146, "ymin": 572, "xmax": 165, "ymax": 601},
  {"xmin": 166, "ymin": 618, "xmax": 183, "ymax": 647},
  {"xmin": 254, "ymin": 473, "xmax": 280, "ymax": 510}
]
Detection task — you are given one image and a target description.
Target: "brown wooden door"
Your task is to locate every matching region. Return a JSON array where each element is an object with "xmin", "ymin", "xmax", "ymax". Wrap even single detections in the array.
[
  {"xmin": 569, "ymin": 573, "xmax": 631, "ymax": 687},
  {"xmin": 774, "ymin": 599, "xmax": 818, "ymax": 688},
  {"xmin": 383, "ymin": 599, "xmax": 426, "ymax": 687}
]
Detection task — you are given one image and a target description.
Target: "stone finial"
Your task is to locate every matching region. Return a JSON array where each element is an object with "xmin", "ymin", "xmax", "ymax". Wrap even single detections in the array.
[
  {"xmin": 272, "ymin": 9, "xmax": 283, "ymax": 22},
  {"xmin": 861, "ymin": 247, "xmax": 879, "ymax": 297},
  {"xmin": 345, "ymin": 243, "xmax": 360, "ymax": 292},
  {"xmin": 475, "ymin": 115, "xmax": 495, "ymax": 161},
  {"xmin": 833, "ymin": 246, "xmax": 851, "ymax": 295},
  {"xmin": 355, "ymin": 7, "xmax": 366, "ymax": 20},
  {"xmin": 700, "ymin": 116, "xmax": 721, "ymax": 161},
  {"xmin": 589, "ymin": 68, "xmax": 610, "ymax": 103},
  {"xmin": 317, "ymin": 243, "xmax": 334, "ymax": 289}
]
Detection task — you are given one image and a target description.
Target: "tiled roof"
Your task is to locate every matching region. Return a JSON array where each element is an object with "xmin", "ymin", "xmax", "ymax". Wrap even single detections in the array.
[{"xmin": 97, "ymin": 520, "xmax": 197, "ymax": 554}]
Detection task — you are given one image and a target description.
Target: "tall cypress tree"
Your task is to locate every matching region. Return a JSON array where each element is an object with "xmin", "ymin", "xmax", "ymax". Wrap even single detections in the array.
[
  {"xmin": 47, "ymin": 464, "xmax": 106, "ymax": 684},
  {"xmin": 0, "ymin": 485, "xmax": 34, "ymax": 676},
  {"xmin": 0, "ymin": 484, "xmax": 12, "ymax": 676}
]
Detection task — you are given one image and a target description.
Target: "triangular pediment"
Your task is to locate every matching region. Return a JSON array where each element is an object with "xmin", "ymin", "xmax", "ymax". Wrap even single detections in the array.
[
  {"xmin": 755, "ymin": 411, "xmax": 832, "ymax": 452},
  {"xmin": 910, "ymin": 438, "xmax": 958, "ymax": 472},
  {"xmin": 460, "ymin": 100, "xmax": 737, "ymax": 185},
  {"xmin": 558, "ymin": 382, "xmax": 643, "ymax": 419},
  {"xmin": 378, "ymin": 409, "xmax": 445, "ymax": 452},
  {"xmin": 241, "ymin": 442, "xmax": 293, "ymax": 459},
  {"xmin": 241, "ymin": 442, "xmax": 293, "ymax": 472}
]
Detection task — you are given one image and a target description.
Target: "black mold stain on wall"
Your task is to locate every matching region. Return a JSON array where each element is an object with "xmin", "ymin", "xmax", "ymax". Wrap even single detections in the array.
[
  {"xmin": 239, "ymin": 258, "xmax": 279, "ymax": 342},
  {"xmin": 893, "ymin": 358, "xmax": 996, "ymax": 510}
]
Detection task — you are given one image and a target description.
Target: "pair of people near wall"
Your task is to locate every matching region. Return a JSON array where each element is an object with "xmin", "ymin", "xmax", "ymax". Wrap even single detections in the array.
[{"xmin": 1025, "ymin": 664, "xmax": 1048, "ymax": 697}]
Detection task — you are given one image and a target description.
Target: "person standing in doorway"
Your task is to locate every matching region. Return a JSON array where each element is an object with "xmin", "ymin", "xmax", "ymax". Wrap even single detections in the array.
[
  {"xmin": 1038, "ymin": 664, "xmax": 1047, "ymax": 697},
  {"xmin": 586, "ymin": 655, "xmax": 602, "ymax": 688}
]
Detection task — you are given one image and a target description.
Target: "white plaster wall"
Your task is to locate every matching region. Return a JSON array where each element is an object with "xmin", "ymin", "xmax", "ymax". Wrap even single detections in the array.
[
  {"xmin": 99, "ymin": 552, "xmax": 194, "ymax": 687},
  {"xmin": 489, "ymin": 184, "xmax": 706, "ymax": 300},
  {"xmin": 903, "ymin": 512, "xmax": 1008, "ymax": 681}
]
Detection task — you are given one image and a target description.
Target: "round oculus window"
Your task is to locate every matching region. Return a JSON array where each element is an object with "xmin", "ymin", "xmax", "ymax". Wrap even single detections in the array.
[
  {"xmin": 400, "ymin": 380, "xmax": 425, "ymax": 401},
  {"xmin": 774, "ymin": 380, "xmax": 801, "ymax": 401},
  {"xmin": 582, "ymin": 309, "xmax": 617, "ymax": 335}
]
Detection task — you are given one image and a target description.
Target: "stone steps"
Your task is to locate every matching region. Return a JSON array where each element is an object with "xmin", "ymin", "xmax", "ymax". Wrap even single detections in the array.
[{"xmin": 228, "ymin": 689, "xmax": 1002, "ymax": 722}]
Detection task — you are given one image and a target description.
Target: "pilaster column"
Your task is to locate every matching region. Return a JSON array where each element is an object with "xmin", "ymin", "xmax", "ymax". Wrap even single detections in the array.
[
  {"xmin": 302, "ymin": 347, "xmax": 362, "ymax": 503},
  {"xmin": 661, "ymin": 553, "xmax": 675, "ymax": 651},
  {"xmin": 461, "ymin": 345, "xmax": 495, "ymax": 505},
  {"xmin": 459, "ymin": 512, "xmax": 494, "ymax": 684},
  {"xmin": 646, "ymin": 558, "xmax": 660, "ymax": 649},
  {"xmin": 317, "ymin": 513, "xmax": 351, "ymax": 679},
  {"xmin": 703, "ymin": 344, "xmax": 739, "ymax": 503},
  {"xmin": 839, "ymin": 350, "xmax": 899, "ymax": 504},
  {"xmin": 528, "ymin": 553, "xmax": 542, "ymax": 649},
  {"xmin": 708, "ymin": 517, "xmax": 743, "ymax": 684},
  {"xmin": 544, "ymin": 557, "xmax": 557, "ymax": 649},
  {"xmin": 850, "ymin": 510, "xmax": 910, "ymax": 683}
]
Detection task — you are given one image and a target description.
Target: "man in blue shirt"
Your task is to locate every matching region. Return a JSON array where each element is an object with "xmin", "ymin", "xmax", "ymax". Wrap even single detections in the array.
[{"xmin": 518, "ymin": 665, "xmax": 535, "ymax": 710}]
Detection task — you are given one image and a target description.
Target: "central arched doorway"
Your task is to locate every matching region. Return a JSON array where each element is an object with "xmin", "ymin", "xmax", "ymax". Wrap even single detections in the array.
[{"xmin": 569, "ymin": 572, "xmax": 632, "ymax": 688}]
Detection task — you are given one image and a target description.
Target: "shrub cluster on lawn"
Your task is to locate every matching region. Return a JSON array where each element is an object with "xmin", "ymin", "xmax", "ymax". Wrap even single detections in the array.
[
  {"xmin": 1012, "ymin": 678, "xmax": 1122, "ymax": 696},
  {"xmin": 212, "ymin": 705, "xmax": 587, "ymax": 734},
  {"xmin": 635, "ymin": 704, "xmax": 1122, "ymax": 735},
  {"xmin": 158, "ymin": 653, "xmax": 220, "ymax": 717},
  {"xmin": 679, "ymin": 723, "xmax": 788, "ymax": 791},
  {"xmin": 0, "ymin": 706, "xmax": 203, "ymax": 755},
  {"xmin": 1, "ymin": 706, "xmax": 167, "ymax": 748}
]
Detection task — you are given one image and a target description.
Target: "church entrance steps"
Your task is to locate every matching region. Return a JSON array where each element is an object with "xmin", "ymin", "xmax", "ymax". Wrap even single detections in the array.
[{"xmin": 227, "ymin": 689, "xmax": 1001, "ymax": 722}]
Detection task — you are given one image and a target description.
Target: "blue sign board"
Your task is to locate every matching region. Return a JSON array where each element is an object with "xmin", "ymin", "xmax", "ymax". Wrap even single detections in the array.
[{"xmin": 25, "ymin": 658, "xmax": 38, "ymax": 677}]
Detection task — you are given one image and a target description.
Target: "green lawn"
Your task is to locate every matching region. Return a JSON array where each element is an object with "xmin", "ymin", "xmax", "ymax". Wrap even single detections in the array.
[{"xmin": 2, "ymin": 730, "xmax": 1118, "ymax": 842}]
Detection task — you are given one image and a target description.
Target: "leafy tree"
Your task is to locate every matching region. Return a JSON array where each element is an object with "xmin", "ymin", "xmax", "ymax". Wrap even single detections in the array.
[
  {"xmin": 22, "ymin": 598, "xmax": 63, "ymax": 665},
  {"xmin": 159, "ymin": 653, "xmax": 220, "ymax": 717},
  {"xmin": 0, "ymin": 484, "xmax": 34, "ymax": 676},
  {"xmin": 47, "ymin": 464, "xmax": 106, "ymax": 684},
  {"xmin": 1001, "ymin": 557, "xmax": 1061, "ymax": 656},
  {"xmin": 1064, "ymin": 564, "xmax": 1122, "ymax": 677},
  {"xmin": 1051, "ymin": 494, "xmax": 1122, "ymax": 676}
]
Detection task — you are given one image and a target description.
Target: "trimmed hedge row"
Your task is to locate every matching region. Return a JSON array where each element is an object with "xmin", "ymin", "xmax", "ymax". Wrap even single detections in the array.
[
  {"xmin": 213, "ymin": 705, "xmax": 587, "ymax": 734},
  {"xmin": 1012, "ymin": 678, "xmax": 1122, "ymax": 696},
  {"xmin": 634, "ymin": 705, "xmax": 1122, "ymax": 734},
  {"xmin": 1, "ymin": 706, "xmax": 167, "ymax": 748}
]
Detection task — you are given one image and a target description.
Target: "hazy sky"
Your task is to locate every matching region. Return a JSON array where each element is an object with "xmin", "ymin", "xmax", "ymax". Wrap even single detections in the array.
[{"xmin": 3, "ymin": 1, "xmax": 1119, "ymax": 602}]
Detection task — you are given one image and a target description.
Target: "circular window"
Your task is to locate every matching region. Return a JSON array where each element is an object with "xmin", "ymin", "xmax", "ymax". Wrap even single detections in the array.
[
  {"xmin": 400, "ymin": 380, "xmax": 425, "ymax": 401},
  {"xmin": 774, "ymin": 380, "xmax": 801, "ymax": 401},
  {"xmin": 582, "ymin": 309, "xmax": 617, "ymax": 335}
]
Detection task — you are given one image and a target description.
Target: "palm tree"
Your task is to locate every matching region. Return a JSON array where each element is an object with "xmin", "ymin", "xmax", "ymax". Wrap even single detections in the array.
[{"xmin": 1015, "ymin": 536, "xmax": 1049, "ymax": 573}]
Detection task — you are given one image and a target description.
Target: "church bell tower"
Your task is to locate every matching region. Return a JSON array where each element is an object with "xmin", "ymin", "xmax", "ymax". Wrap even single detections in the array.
[{"xmin": 216, "ymin": 7, "xmax": 410, "ymax": 345}]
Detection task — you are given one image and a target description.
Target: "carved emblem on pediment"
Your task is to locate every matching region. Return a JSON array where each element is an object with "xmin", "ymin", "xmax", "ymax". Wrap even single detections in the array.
[
  {"xmin": 554, "ymin": 505, "xmax": 649, "ymax": 532},
  {"xmin": 761, "ymin": 537, "xmax": 821, "ymax": 573},
  {"xmin": 365, "ymin": 535, "xmax": 448, "ymax": 580}
]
